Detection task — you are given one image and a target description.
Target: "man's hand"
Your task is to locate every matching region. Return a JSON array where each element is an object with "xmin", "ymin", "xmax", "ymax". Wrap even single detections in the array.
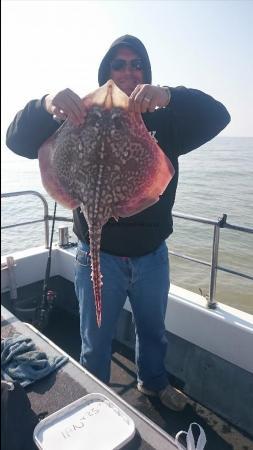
[
  {"xmin": 43, "ymin": 88, "xmax": 87, "ymax": 126},
  {"xmin": 129, "ymin": 85, "xmax": 171, "ymax": 113}
]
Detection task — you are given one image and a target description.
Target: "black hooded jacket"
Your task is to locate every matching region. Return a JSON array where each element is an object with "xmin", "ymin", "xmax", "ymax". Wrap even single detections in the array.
[{"xmin": 6, "ymin": 35, "xmax": 230, "ymax": 256}]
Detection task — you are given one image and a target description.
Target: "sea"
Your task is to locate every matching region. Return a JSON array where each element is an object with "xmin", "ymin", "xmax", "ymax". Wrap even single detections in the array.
[{"xmin": 1, "ymin": 136, "xmax": 253, "ymax": 315}]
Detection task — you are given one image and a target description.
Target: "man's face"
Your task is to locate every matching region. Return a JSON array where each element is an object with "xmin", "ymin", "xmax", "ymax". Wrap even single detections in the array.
[{"xmin": 109, "ymin": 47, "xmax": 145, "ymax": 96}]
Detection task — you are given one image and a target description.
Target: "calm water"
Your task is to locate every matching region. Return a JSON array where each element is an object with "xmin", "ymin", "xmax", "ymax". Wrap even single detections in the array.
[{"xmin": 1, "ymin": 137, "xmax": 253, "ymax": 314}]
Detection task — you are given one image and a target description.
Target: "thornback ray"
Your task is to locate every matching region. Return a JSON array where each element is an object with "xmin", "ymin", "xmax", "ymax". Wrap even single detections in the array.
[{"xmin": 38, "ymin": 80, "xmax": 175, "ymax": 327}]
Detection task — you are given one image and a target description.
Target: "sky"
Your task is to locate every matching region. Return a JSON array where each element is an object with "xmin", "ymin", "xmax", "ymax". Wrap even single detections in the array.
[{"xmin": 2, "ymin": 0, "xmax": 253, "ymax": 139}]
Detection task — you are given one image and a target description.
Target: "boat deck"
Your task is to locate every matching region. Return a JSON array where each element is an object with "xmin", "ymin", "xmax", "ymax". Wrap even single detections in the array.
[
  {"xmin": 43, "ymin": 307, "xmax": 253, "ymax": 450},
  {"xmin": 2, "ymin": 300, "xmax": 252, "ymax": 450},
  {"xmin": 2, "ymin": 306, "xmax": 178, "ymax": 450}
]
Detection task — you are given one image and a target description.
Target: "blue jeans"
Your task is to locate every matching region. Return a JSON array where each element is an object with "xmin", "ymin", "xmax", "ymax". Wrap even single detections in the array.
[{"xmin": 74, "ymin": 240, "xmax": 170, "ymax": 391}]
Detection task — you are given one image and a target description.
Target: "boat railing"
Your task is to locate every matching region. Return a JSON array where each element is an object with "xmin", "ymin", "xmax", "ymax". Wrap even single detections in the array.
[{"xmin": 2, "ymin": 190, "xmax": 253, "ymax": 309}]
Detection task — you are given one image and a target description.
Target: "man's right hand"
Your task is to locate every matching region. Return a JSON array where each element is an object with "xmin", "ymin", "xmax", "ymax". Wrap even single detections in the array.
[{"xmin": 43, "ymin": 88, "xmax": 87, "ymax": 126}]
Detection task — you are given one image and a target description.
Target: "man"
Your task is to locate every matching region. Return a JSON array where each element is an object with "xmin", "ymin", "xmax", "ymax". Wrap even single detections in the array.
[{"xmin": 6, "ymin": 35, "xmax": 230, "ymax": 411}]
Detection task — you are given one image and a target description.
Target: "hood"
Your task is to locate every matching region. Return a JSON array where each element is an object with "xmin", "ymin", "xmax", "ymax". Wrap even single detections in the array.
[{"xmin": 98, "ymin": 35, "xmax": 152, "ymax": 86}]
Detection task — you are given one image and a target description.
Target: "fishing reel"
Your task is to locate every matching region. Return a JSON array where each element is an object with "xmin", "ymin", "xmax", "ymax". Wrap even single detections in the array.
[{"xmin": 35, "ymin": 289, "xmax": 57, "ymax": 331}]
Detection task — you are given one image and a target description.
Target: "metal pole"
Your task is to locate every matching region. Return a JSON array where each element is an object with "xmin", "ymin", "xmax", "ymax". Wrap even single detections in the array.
[
  {"xmin": 208, "ymin": 224, "xmax": 220, "ymax": 308},
  {"xmin": 208, "ymin": 215, "xmax": 227, "ymax": 309},
  {"xmin": 44, "ymin": 217, "xmax": 50, "ymax": 249}
]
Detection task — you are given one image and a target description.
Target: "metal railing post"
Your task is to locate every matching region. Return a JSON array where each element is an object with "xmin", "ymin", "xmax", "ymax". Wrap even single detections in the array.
[
  {"xmin": 208, "ymin": 214, "xmax": 227, "ymax": 309},
  {"xmin": 44, "ymin": 216, "xmax": 50, "ymax": 249}
]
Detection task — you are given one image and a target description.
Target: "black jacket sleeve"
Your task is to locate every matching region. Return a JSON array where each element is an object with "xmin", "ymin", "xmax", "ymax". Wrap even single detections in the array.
[
  {"xmin": 168, "ymin": 86, "xmax": 231, "ymax": 156},
  {"xmin": 6, "ymin": 97, "xmax": 61, "ymax": 159}
]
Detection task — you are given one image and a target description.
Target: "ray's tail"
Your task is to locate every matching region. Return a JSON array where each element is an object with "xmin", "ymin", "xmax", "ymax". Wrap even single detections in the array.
[{"xmin": 88, "ymin": 226, "xmax": 103, "ymax": 327}]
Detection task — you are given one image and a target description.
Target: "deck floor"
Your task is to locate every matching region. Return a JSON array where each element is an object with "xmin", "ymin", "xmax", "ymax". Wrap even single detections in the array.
[{"xmin": 41, "ymin": 307, "xmax": 253, "ymax": 450}]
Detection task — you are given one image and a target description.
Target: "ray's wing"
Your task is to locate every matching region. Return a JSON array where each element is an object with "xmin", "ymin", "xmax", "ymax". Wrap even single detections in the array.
[
  {"xmin": 38, "ymin": 128, "xmax": 80, "ymax": 209},
  {"xmin": 109, "ymin": 110, "xmax": 175, "ymax": 218}
]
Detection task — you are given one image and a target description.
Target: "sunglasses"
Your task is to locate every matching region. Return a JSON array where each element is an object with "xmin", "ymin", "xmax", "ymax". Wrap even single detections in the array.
[{"xmin": 110, "ymin": 58, "xmax": 144, "ymax": 71}]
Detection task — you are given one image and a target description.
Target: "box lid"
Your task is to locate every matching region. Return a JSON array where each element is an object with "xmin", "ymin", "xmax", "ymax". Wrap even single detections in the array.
[{"xmin": 33, "ymin": 392, "xmax": 135, "ymax": 450}]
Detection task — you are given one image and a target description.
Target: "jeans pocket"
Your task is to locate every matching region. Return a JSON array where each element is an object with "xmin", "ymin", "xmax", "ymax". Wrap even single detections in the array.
[
  {"xmin": 154, "ymin": 242, "xmax": 169, "ymax": 264},
  {"xmin": 75, "ymin": 248, "xmax": 91, "ymax": 267}
]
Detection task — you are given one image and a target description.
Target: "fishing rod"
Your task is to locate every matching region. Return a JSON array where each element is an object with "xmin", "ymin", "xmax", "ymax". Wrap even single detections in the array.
[{"xmin": 36, "ymin": 202, "xmax": 57, "ymax": 330}]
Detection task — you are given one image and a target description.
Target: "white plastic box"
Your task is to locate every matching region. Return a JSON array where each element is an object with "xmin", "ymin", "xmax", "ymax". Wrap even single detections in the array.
[{"xmin": 33, "ymin": 393, "xmax": 136, "ymax": 450}]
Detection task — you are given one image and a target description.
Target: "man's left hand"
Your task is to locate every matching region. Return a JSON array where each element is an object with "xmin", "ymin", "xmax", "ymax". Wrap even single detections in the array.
[{"xmin": 129, "ymin": 85, "xmax": 171, "ymax": 113}]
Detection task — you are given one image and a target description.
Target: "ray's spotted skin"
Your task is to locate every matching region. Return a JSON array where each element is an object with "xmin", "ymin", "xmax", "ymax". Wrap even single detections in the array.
[{"xmin": 38, "ymin": 80, "xmax": 175, "ymax": 326}]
